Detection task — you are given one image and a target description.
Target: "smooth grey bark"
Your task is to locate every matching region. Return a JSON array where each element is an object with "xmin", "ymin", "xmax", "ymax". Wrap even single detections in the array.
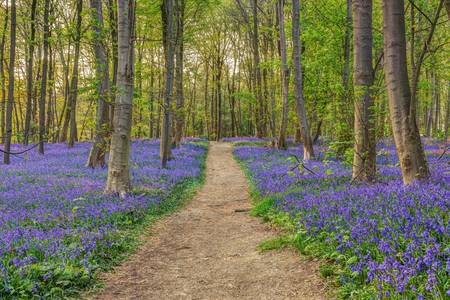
[
  {"xmin": 160, "ymin": 0, "xmax": 175, "ymax": 168},
  {"xmin": 87, "ymin": 0, "xmax": 111, "ymax": 168},
  {"xmin": 276, "ymin": 0, "xmax": 289, "ymax": 150},
  {"xmin": 352, "ymin": 0, "xmax": 376, "ymax": 182},
  {"xmin": 3, "ymin": 0, "xmax": 15, "ymax": 164},
  {"xmin": 292, "ymin": 0, "xmax": 314, "ymax": 160},
  {"xmin": 105, "ymin": 0, "xmax": 135, "ymax": 195},
  {"xmin": 382, "ymin": 0, "xmax": 429, "ymax": 184},
  {"xmin": 23, "ymin": 0, "xmax": 37, "ymax": 146}
]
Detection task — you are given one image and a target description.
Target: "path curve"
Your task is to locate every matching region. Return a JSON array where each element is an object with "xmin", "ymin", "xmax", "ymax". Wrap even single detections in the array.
[{"xmin": 91, "ymin": 142, "xmax": 326, "ymax": 300}]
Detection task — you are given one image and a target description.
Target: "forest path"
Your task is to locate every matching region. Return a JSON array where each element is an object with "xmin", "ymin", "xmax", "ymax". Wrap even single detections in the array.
[{"xmin": 91, "ymin": 142, "xmax": 326, "ymax": 300}]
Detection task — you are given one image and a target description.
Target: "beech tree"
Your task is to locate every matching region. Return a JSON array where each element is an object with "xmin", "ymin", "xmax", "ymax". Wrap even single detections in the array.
[
  {"xmin": 3, "ymin": 0, "xmax": 15, "ymax": 164},
  {"xmin": 173, "ymin": 0, "xmax": 185, "ymax": 147},
  {"xmin": 0, "ymin": 0, "xmax": 447, "ymax": 187},
  {"xmin": 291, "ymin": 0, "xmax": 314, "ymax": 160},
  {"xmin": 160, "ymin": 0, "xmax": 175, "ymax": 168},
  {"xmin": 105, "ymin": 0, "xmax": 136, "ymax": 195},
  {"xmin": 352, "ymin": 0, "xmax": 376, "ymax": 182},
  {"xmin": 276, "ymin": 0, "xmax": 289, "ymax": 150},
  {"xmin": 38, "ymin": 0, "xmax": 50, "ymax": 155},
  {"xmin": 0, "ymin": 2, "xmax": 6, "ymax": 145},
  {"xmin": 23, "ymin": 0, "xmax": 37, "ymax": 146},
  {"xmin": 86, "ymin": 0, "xmax": 111, "ymax": 168},
  {"xmin": 382, "ymin": 0, "xmax": 429, "ymax": 184}
]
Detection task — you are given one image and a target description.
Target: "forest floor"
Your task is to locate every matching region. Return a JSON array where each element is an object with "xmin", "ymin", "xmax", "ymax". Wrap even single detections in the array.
[{"xmin": 89, "ymin": 142, "xmax": 326, "ymax": 300}]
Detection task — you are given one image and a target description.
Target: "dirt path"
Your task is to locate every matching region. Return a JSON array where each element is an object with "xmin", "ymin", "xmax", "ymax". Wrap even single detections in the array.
[{"xmin": 91, "ymin": 142, "xmax": 326, "ymax": 300}]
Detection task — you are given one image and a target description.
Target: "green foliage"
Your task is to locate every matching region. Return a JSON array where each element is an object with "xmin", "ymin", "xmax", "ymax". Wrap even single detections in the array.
[{"xmin": 257, "ymin": 235, "xmax": 292, "ymax": 252}]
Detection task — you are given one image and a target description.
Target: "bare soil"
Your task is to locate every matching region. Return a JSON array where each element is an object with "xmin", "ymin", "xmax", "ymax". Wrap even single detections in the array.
[{"xmin": 90, "ymin": 142, "xmax": 326, "ymax": 300}]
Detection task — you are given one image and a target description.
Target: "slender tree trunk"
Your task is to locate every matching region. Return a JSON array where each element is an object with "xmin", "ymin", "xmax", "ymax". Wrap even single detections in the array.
[
  {"xmin": 410, "ymin": 0, "xmax": 444, "ymax": 121},
  {"xmin": 107, "ymin": 0, "xmax": 119, "ymax": 129},
  {"xmin": 87, "ymin": 0, "xmax": 111, "ymax": 168},
  {"xmin": 174, "ymin": 0, "xmax": 185, "ymax": 147},
  {"xmin": 0, "ymin": 3, "xmax": 8, "ymax": 145},
  {"xmin": 46, "ymin": 45, "xmax": 54, "ymax": 137},
  {"xmin": 269, "ymin": 28, "xmax": 277, "ymax": 138},
  {"xmin": 276, "ymin": 0, "xmax": 289, "ymax": 150},
  {"xmin": 204, "ymin": 62, "xmax": 210, "ymax": 138},
  {"xmin": 292, "ymin": 0, "xmax": 314, "ymax": 160},
  {"xmin": 156, "ymin": 55, "xmax": 162, "ymax": 138},
  {"xmin": 105, "ymin": 0, "xmax": 135, "ymax": 195},
  {"xmin": 382, "ymin": 0, "xmax": 429, "ymax": 184},
  {"xmin": 432, "ymin": 73, "xmax": 440, "ymax": 136},
  {"xmin": 23, "ymin": 0, "xmax": 37, "ymax": 146},
  {"xmin": 3, "ymin": 0, "xmax": 16, "ymax": 164},
  {"xmin": 56, "ymin": 41, "xmax": 70, "ymax": 141},
  {"xmin": 68, "ymin": 0, "xmax": 83, "ymax": 147},
  {"xmin": 149, "ymin": 53, "xmax": 155, "ymax": 138},
  {"xmin": 444, "ymin": 81, "xmax": 449, "ymax": 141},
  {"xmin": 335, "ymin": 0, "xmax": 353, "ymax": 157},
  {"xmin": 13, "ymin": 91, "xmax": 20, "ymax": 140},
  {"xmin": 160, "ymin": 0, "xmax": 176, "ymax": 168},
  {"xmin": 38, "ymin": 0, "xmax": 50, "ymax": 154},
  {"xmin": 343, "ymin": 0, "xmax": 352, "ymax": 95},
  {"xmin": 216, "ymin": 56, "xmax": 223, "ymax": 141},
  {"xmin": 352, "ymin": 0, "xmax": 376, "ymax": 182},
  {"xmin": 252, "ymin": 0, "xmax": 265, "ymax": 137}
]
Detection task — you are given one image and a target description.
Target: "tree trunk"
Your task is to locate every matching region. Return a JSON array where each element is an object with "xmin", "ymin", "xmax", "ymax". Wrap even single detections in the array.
[
  {"xmin": 160, "ymin": 0, "xmax": 176, "ymax": 168},
  {"xmin": 46, "ymin": 45, "xmax": 54, "ymax": 137},
  {"xmin": 432, "ymin": 73, "xmax": 440, "ymax": 136},
  {"xmin": 410, "ymin": 0, "xmax": 444, "ymax": 121},
  {"xmin": 56, "ymin": 40, "xmax": 70, "ymax": 141},
  {"xmin": 204, "ymin": 62, "xmax": 210, "ymax": 138},
  {"xmin": 215, "ymin": 56, "xmax": 223, "ymax": 141},
  {"xmin": 38, "ymin": 0, "xmax": 50, "ymax": 154},
  {"xmin": 382, "ymin": 0, "xmax": 429, "ymax": 184},
  {"xmin": 68, "ymin": 0, "xmax": 83, "ymax": 147},
  {"xmin": 105, "ymin": 0, "xmax": 135, "ymax": 195},
  {"xmin": 276, "ymin": 0, "xmax": 289, "ymax": 150},
  {"xmin": 444, "ymin": 81, "xmax": 449, "ymax": 141},
  {"xmin": 335, "ymin": 0, "xmax": 353, "ymax": 158},
  {"xmin": 149, "ymin": 53, "xmax": 155, "ymax": 138},
  {"xmin": 174, "ymin": 0, "xmax": 185, "ymax": 147},
  {"xmin": 352, "ymin": 0, "xmax": 376, "ymax": 182},
  {"xmin": 23, "ymin": 0, "xmax": 37, "ymax": 145},
  {"xmin": 252, "ymin": 0, "xmax": 265, "ymax": 137},
  {"xmin": 292, "ymin": 0, "xmax": 314, "ymax": 160},
  {"xmin": 87, "ymin": 0, "xmax": 111, "ymax": 168},
  {"xmin": 3, "ymin": 0, "xmax": 15, "ymax": 164},
  {"xmin": 0, "ymin": 3, "xmax": 8, "ymax": 145},
  {"xmin": 107, "ymin": 0, "xmax": 119, "ymax": 129}
]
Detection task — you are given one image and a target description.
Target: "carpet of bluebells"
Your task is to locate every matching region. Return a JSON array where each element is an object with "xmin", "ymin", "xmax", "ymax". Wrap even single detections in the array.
[
  {"xmin": 0, "ymin": 139, "xmax": 207, "ymax": 298},
  {"xmin": 233, "ymin": 138, "xmax": 449, "ymax": 299}
]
